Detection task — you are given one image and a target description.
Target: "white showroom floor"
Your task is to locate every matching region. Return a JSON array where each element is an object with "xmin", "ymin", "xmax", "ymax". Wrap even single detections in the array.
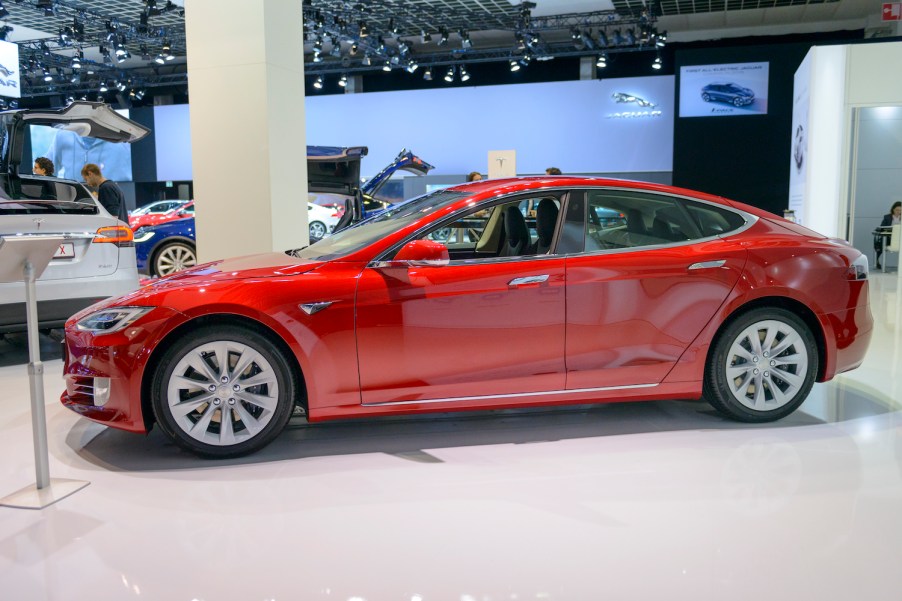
[{"xmin": 2, "ymin": 274, "xmax": 902, "ymax": 601}]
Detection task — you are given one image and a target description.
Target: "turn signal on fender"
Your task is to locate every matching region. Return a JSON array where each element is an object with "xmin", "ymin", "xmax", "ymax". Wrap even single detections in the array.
[{"xmin": 93, "ymin": 226, "xmax": 134, "ymax": 247}]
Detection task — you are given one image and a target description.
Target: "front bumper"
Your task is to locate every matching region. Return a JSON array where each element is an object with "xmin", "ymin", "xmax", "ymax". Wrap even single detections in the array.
[{"xmin": 60, "ymin": 305, "xmax": 186, "ymax": 433}]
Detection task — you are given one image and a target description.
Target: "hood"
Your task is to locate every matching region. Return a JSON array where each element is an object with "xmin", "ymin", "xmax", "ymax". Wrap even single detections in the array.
[
  {"xmin": 147, "ymin": 251, "xmax": 325, "ymax": 287},
  {"xmin": 1, "ymin": 101, "xmax": 149, "ymax": 172},
  {"xmin": 306, "ymin": 145, "xmax": 368, "ymax": 195}
]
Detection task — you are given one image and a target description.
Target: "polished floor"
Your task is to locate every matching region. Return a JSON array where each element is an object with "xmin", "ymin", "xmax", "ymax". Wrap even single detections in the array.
[{"xmin": 2, "ymin": 274, "xmax": 902, "ymax": 600}]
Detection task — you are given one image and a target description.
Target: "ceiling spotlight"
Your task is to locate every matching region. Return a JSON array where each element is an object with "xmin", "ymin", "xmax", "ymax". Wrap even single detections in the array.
[
  {"xmin": 117, "ymin": 50, "xmax": 131, "ymax": 63},
  {"xmin": 0, "ymin": 3, "xmax": 8, "ymax": 19},
  {"xmin": 71, "ymin": 51, "xmax": 82, "ymax": 69},
  {"xmin": 509, "ymin": 59, "xmax": 520, "ymax": 72},
  {"xmin": 313, "ymin": 37, "xmax": 323, "ymax": 52},
  {"xmin": 519, "ymin": 53, "xmax": 532, "ymax": 67},
  {"xmin": 421, "ymin": 31, "xmax": 432, "ymax": 43},
  {"xmin": 358, "ymin": 20, "xmax": 368, "ymax": 38},
  {"xmin": 135, "ymin": 89, "xmax": 145, "ymax": 100},
  {"xmin": 578, "ymin": 30, "xmax": 595, "ymax": 50},
  {"xmin": 69, "ymin": 71, "xmax": 79, "ymax": 83},
  {"xmin": 349, "ymin": 42, "xmax": 359, "ymax": 56},
  {"xmin": 444, "ymin": 66, "xmax": 454, "ymax": 82},
  {"xmin": 597, "ymin": 30, "xmax": 609, "ymax": 48},
  {"xmin": 382, "ymin": 60, "xmax": 391, "ymax": 72},
  {"xmin": 37, "ymin": 0, "xmax": 55, "ymax": 17},
  {"xmin": 570, "ymin": 28, "xmax": 580, "ymax": 42},
  {"xmin": 460, "ymin": 65, "xmax": 470, "ymax": 82},
  {"xmin": 389, "ymin": 18, "xmax": 398, "ymax": 34},
  {"xmin": 406, "ymin": 60, "xmax": 418, "ymax": 73},
  {"xmin": 362, "ymin": 54, "xmax": 372, "ymax": 66},
  {"xmin": 330, "ymin": 44, "xmax": 341, "ymax": 58},
  {"xmin": 116, "ymin": 80, "xmax": 127, "ymax": 92},
  {"xmin": 460, "ymin": 30, "xmax": 471, "ymax": 49},
  {"xmin": 613, "ymin": 29, "xmax": 625, "ymax": 46},
  {"xmin": 652, "ymin": 54, "xmax": 662, "ymax": 70},
  {"xmin": 42, "ymin": 68, "xmax": 52, "ymax": 82},
  {"xmin": 438, "ymin": 28, "xmax": 448, "ymax": 46},
  {"xmin": 423, "ymin": 67, "xmax": 432, "ymax": 81},
  {"xmin": 625, "ymin": 28, "xmax": 636, "ymax": 45},
  {"xmin": 656, "ymin": 31, "xmax": 667, "ymax": 47},
  {"xmin": 99, "ymin": 81, "xmax": 109, "ymax": 92},
  {"xmin": 313, "ymin": 75, "xmax": 323, "ymax": 89},
  {"xmin": 596, "ymin": 53, "xmax": 607, "ymax": 68},
  {"xmin": 338, "ymin": 73, "xmax": 348, "ymax": 87},
  {"xmin": 162, "ymin": 40, "xmax": 172, "ymax": 55},
  {"xmin": 312, "ymin": 51, "xmax": 323, "ymax": 63}
]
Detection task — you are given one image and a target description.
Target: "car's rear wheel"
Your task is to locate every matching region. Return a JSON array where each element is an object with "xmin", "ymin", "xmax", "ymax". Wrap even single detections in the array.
[
  {"xmin": 153, "ymin": 242, "xmax": 196, "ymax": 276},
  {"xmin": 704, "ymin": 307, "xmax": 818, "ymax": 423},
  {"xmin": 733, "ymin": 97, "xmax": 744, "ymax": 107},
  {"xmin": 309, "ymin": 220, "xmax": 327, "ymax": 241},
  {"xmin": 702, "ymin": 93, "xmax": 711, "ymax": 102},
  {"xmin": 151, "ymin": 325, "xmax": 297, "ymax": 458}
]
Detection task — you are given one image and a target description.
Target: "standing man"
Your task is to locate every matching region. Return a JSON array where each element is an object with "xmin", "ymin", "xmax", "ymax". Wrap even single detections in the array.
[{"xmin": 81, "ymin": 163, "xmax": 127, "ymax": 222}]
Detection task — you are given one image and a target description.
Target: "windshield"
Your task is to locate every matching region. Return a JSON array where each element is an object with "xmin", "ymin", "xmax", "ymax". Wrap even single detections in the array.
[{"xmin": 291, "ymin": 189, "xmax": 468, "ymax": 260}]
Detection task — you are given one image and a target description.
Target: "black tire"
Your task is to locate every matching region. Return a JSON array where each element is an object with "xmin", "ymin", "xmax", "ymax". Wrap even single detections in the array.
[
  {"xmin": 704, "ymin": 307, "xmax": 818, "ymax": 423},
  {"xmin": 152, "ymin": 241, "xmax": 197, "ymax": 276},
  {"xmin": 701, "ymin": 93, "xmax": 711, "ymax": 102},
  {"xmin": 309, "ymin": 220, "xmax": 327, "ymax": 241},
  {"xmin": 151, "ymin": 324, "xmax": 298, "ymax": 458}
]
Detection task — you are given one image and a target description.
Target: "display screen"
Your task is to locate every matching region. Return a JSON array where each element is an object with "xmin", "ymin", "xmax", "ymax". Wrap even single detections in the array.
[
  {"xmin": 679, "ymin": 62, "xmax": 769, "ymax": 118},
  {"xmin": 29, "ymin": 108, "xmax": 134, "ymax": 180},
  {"xmin": 154, "ymin": 104, "xmax": 193, "ymax": 182}
]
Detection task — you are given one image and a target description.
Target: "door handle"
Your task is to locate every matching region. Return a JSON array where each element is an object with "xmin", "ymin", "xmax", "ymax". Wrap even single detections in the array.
[
  {"xmin": 508, "ymin": 275, "xmax": 549, "ymax": 286},
  {"xmin": 688, "ymin": 260, "xmax": 726, "ymax": 270}
]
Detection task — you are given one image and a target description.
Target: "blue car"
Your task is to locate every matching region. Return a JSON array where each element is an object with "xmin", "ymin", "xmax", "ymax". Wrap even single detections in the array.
[
  {"xmin": 701, "ymin": 82, "xmax": 755, "ymax": 107},
  {"xmin": 135, "ymin": 146, "xmax": 433, "ymax": 276}
]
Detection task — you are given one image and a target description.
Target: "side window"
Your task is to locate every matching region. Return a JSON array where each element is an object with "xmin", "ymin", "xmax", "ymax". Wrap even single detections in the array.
[
  {"xmin": 684, "ymin": 200, "xmax": 746, "ymax": 236},
  {"xmin": 415, "ymin": 194, "xmax": 563, "ymax": 260},
  {"xmin": 583, "ymin": 190, "xmax": 703, "ymax": 251},
  {"xmin": 17, "ymin": 178, "xmax": 88, "ymax": 204}
]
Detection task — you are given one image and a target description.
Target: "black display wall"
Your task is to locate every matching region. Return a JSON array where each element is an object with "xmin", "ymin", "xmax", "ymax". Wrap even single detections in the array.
[{"xmin": 672, "ymin": 32, "xmax": 861, "ymax": 216}]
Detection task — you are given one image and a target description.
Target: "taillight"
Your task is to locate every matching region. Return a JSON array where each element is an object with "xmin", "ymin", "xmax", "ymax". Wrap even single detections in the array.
[{"xmin": 94, "ymin": 226, "xmax": 134, "ymax": 247}]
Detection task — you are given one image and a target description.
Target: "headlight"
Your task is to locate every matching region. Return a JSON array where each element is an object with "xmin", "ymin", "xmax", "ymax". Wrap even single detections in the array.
[
  {"xmin": 133, "ymin": 228, "xmax": 155, "ymax": 243},
  {"xmin": 848, "ymin": 254, "xmax": 869, "ymax": 281},
  {"xmin": 76, "ymin": 307, "xmax": 154, "ymax": 334}
]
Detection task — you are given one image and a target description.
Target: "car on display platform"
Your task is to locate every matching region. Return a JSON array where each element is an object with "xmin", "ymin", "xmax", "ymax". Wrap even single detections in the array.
[
  {"xmin": 135, "ymin": 146, "xmax": 434, "ymax": 277},
  {"xmin": 61, "ymin": 176, "xmax": 873, "ymax": 458},
  {"xmin": 0, "ymin": 102, "xmax": 149, "ymax": 333},
  {"xmin": 129, "ymin": 200, "xmax": 194, "ymax": 230},
  {"xmin": 701, "ymin": 82, "xmax": 756, "ymax": 107}
]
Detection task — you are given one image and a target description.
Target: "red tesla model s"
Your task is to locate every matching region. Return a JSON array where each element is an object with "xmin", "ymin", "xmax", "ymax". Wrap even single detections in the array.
[{"xmin": 61, "ymin": 177, "xmax": 873, "ymax": 457}]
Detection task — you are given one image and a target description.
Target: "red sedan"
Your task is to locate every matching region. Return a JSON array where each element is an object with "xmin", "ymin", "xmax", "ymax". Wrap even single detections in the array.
[
  {"xmin": 61, "ymin": 177, "xmax": 873, "ymax": 458},
  {"xmin": 129, "ymin": 201, "xmax": 194, "ymax": 230}
]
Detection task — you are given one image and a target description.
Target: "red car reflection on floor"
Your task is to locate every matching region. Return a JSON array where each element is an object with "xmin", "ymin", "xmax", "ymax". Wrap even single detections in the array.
[{"xmin": 61, "ymin": 177, "xmax": 873, "ymax": 458}]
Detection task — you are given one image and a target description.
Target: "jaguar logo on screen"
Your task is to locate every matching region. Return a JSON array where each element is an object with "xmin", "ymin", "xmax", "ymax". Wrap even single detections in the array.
[
  {"xmin": 607, "ymin": 92, "xmax": 662, "ymax": 119},
  {"xmin": 0, "ymin": 64, "xmax": 14, "ymax": 77},
  {"xmin": 0, "ymin": 40, "xmax": 21, "ymax": 97}
]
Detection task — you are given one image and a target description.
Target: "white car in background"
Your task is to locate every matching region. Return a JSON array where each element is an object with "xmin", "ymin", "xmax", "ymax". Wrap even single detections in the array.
[
  {"xmin": 307, "ymin": 202, "xmax": 340, "ymax": 241},
  {"xmin": 0, "ymin": 102, "xmax": 149, "ymax": 334}
]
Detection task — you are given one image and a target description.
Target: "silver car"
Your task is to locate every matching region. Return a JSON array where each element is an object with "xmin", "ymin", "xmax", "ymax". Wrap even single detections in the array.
[{"xmin": 0, "ymin": 102, "xmax": 149, "ymax": 333}]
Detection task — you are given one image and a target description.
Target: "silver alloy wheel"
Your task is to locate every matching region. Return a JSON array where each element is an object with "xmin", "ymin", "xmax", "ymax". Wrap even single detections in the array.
[
  {"xmin": 725, "ymin": 319, "xmax": 809, "ymax": 412},
  {"xmin": 166, "ymin": 340, "xmax": 280, "ymax": 446},
  {"xmin": 309, "ymin": 220, "xmax": 327, "ymax": 240},
  {"xmin": 156, "ymin": 243, "xmax": 196, "ymax": 275}
]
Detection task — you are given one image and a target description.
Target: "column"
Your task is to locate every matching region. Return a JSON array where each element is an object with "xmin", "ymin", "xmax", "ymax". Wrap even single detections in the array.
[{"xmin": 185, "ymin": 0, "xmax": 308, "ymax": 263}]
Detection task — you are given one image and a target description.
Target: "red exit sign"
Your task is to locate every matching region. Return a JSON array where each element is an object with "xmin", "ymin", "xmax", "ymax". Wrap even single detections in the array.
[{"xmin": 884, "ymin": 3, "xmax": 902, "ymax": 21}]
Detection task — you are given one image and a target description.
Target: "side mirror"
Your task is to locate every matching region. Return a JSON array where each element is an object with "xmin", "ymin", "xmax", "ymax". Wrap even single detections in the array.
[{"xmin": 394, "ymin": 239, "xmax": 449, "ymax": 266}]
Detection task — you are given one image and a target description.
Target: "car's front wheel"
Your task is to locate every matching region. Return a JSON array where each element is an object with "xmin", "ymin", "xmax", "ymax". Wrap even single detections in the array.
[
  {"xmin": 153, "ymin": 242, "xmax": 197, "ymax": 276},
  {"xmin": 702, "ymin": 93, "xmax": 711, "ymax": 102},
  {"xmin": 309, "ymin": 220, "xmax": 327, "ymax": 241},
  {"xmin": 733, "ymin": 97, "xmax": 744, "ymax": 107},
  {"xmin": 151, "ymin": 325, "xmax": 298, "ymax": 458},
  {"xmin": 704, "ymin": 307, "xmax": 818, "ymax": 423}
]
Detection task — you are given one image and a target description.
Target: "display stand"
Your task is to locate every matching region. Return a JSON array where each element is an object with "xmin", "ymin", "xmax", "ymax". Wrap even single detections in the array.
[{"xmin": 0, "ymin": 235, "xmax": 89, "ymax": 510}]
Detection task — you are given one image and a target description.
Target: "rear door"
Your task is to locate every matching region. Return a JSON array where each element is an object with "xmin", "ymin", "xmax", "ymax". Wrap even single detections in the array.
[{"xmin": 560, "ymin": 188, "xmax": 750, "ymax": 389}]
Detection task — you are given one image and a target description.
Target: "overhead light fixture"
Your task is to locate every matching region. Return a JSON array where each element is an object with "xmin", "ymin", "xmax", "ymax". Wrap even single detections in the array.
[
  {"xmin": 99, "ymin": 81, "xmax": 108, "ymax": 92},
  {"xmin": 312, "ymin": 51, "xmax": 323, "ymax": 63},
  {"xmin": 652, "ymin": 54, "xmax": 662, "ymax": 70},
  {"xmin": 42, "ymin": 68, "xmax": 52, "ymax": 82},
  {"xmin": 579, "ymin": 30, "xmax": 594, "ymax": 50},
  {"xmin": 330, "ymin": 44, "xmax": 341, "ymax": 58},
  {"xmin": 613, "ymin": 29, "xmax": 624, "ymax": 46},
  {"xmin": 382, "ymin": 60, "xmax": 391, "ymax": 72},
  {"xmin": 460, "ymin": 29, "xmax": 471, "ymax": 49},
  {"xmin": 116, "ymin": 80, "xmax": 127, "ymax": 92},
  {"xmin": 444, "ymin": 66, "xmax": 454, "ymax": 82},
  {"xmin": 596, "ymin": 53, "xmax": 607, "ymax": 68},
  {"xmin": 438, "ymin": 28, "xmax": 448, "ymax": 46},
  {"xmin": 135, "ymin": 89, "xmax": 145, "ymax": 100},
  {"xmin": 421, "ymin": 31, "xmax": 432, "ymax": 43},
  {"xmin": 519, "ymin": 53, "xmax": 532, "ymax": 67},
  {"xmin": 389, "ymin": 18, "xmax": 398, "ymax": 34},
  {"xmin": 117, "ymin": 50, "xmax": 131, "ymax": 63},
  {"xmin": 71, "ymin": 50, "xmax": 82, "ymax": 69},
  {"xmin": 423, "ymin": 67, "xmax": 432, "ymax": 81},
  {"xmin": 625, "ymin": 28, "xmax": 636, "ymax": 46},
  {"xmin": 358, "ymin": 20, "xmax": 368, "ymax": 38},
  {"xmin": 362, "ymin": 54, "xmax": 371, "ymax": 66},
  {"xmin": 313, "ymin": 75, "xmax": 323, "ymax": 89},
  {"xmin": 349, "ymin": 42, "xmax": 359, "ymax": 56},
  {"xmin": 0, "ymin": 3, "xmax": 8, "ymax": 19},
  {"xmin": 597, "ymin": 30, "xmax": 609, "ymax": 48},
  {"xmin": 460, "ymin": 65, "xmax": 470, "ymax": 82},
  {"xmin": 406, "ymin": 60, "xmax": 418, "ymax": 73},
  {"xmin": 338, "ymin": 73, "xmax": 348, "ymax": 87},
  {"xmin": 37, "ymin": 0, "xmax": 55, "ymax": 17},
  {"xmin": 656, "ymin": 31, "xmax": 667, "ymax": 47},
  {"xmin": 509, "ymin": 59, "xmax": 520, "ymax": 72}
]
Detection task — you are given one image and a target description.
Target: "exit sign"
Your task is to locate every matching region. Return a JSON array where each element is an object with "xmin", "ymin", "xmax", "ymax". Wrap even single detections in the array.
[{"xmin": 883, "ymin": 3, "xmax": 901, "ymax": 21}]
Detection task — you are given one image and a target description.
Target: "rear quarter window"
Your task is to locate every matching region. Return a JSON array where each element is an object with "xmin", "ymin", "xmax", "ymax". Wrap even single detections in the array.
[{"xmin": 685, "ymin": 201, "xmax": 746, "ymax": 237}]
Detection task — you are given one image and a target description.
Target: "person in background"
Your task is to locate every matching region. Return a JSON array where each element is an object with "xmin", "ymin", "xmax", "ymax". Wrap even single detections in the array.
[
  {"xmin": 546, "ymin": 167, "xmax": 562, "ymax": 175},
  {"xmin": 467, "ymin": 171, "xmax": 483, "ymax": 182},
  {"xmin": 82, "ymin": 163, "xmax": 127, "ymax": 222},
  {"xmin": 875, "ymin": 201, "xmax": 902, "ymax": 270},
  {"xmin": 33, "ymin": 157, "xmax": 55, "ymax": 177}
]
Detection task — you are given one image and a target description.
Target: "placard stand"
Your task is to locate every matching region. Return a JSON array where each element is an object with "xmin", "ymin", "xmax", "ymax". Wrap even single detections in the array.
[{"xmin": 0, "ymin": 235, "xmax": 89, "ymax": 510}]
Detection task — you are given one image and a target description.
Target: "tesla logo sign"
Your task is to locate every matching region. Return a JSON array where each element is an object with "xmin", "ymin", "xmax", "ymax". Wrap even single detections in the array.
[
  {"xmin": 0, "ymin": 40, "xmax": 20, "ymax": 98},
  {"xmin": 884, "ymin": 3, "xmax": 901, "ymax": 20},
  {"xmin": 607, "ymin": 92, "xmax": 663, "ymax": 119}
]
